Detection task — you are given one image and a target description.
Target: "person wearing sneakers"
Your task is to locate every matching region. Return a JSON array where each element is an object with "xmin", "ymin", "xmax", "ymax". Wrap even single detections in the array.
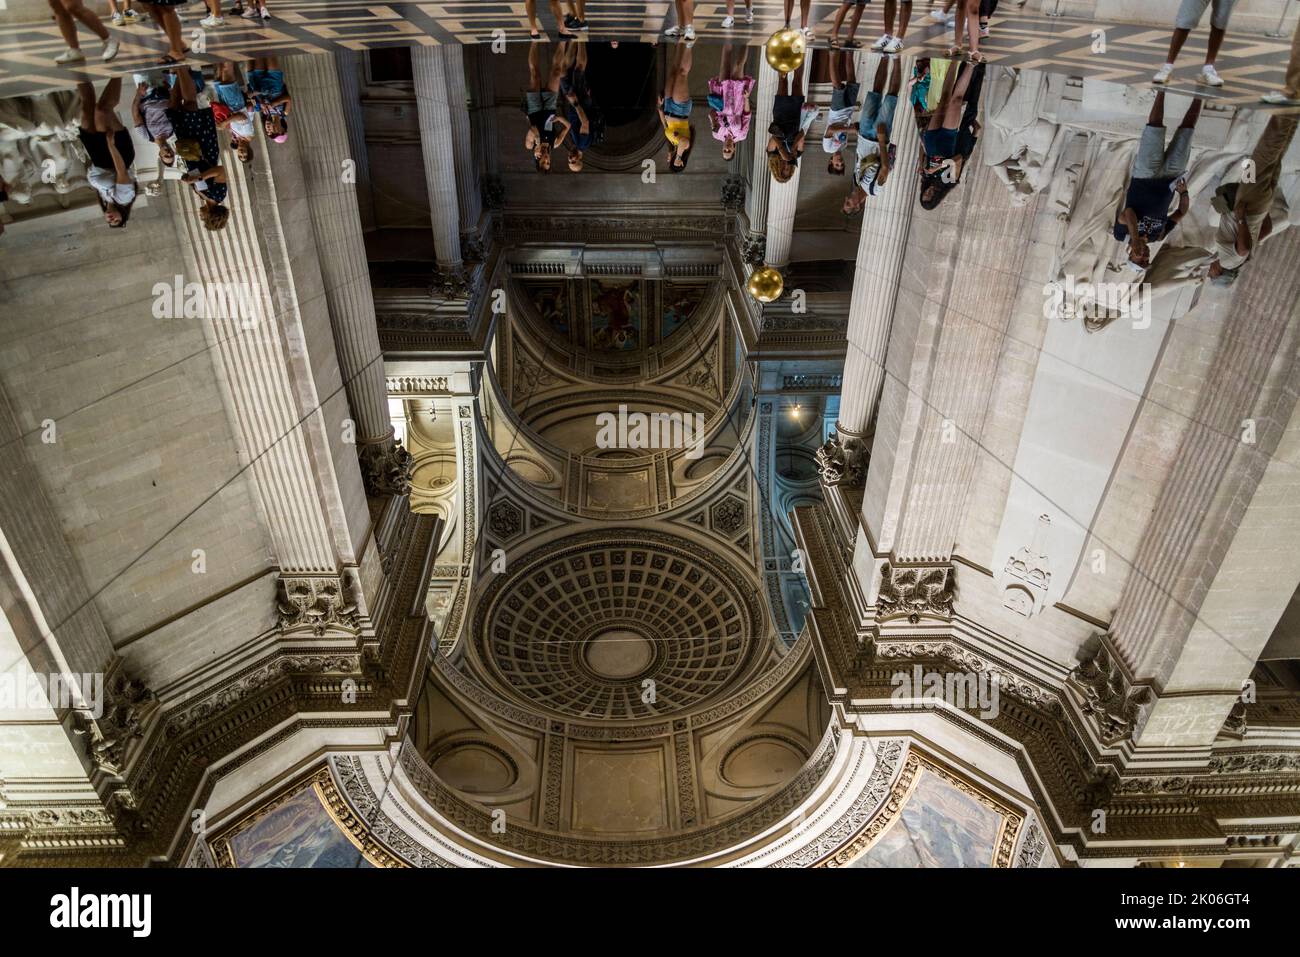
[
  {"xmin": 199, "ymin": 0, "xmax": 225, "ymax": 27},
  {"xmin": 872, "ymin": 0, "xmax": 913, "ymax": 54},
  {"xmin": 524, "ymin": 41, "xmax": 570, "ymax": 172},
  {"xmin": 722, "ymin": 0, "xmax": 754, "ymax": 28},
  {"xmin": 562, "ymin": 0, "xmax": 590, "ymax": 33},
  {"xmin": 1260, "ymin": 17, "xmax": 1300, "ymax": 105},
  {"xmin": 926, "ymin": 1, "xmax": 956, "ymax": 25},
  {"xmin": 239, "ymin": 0, "xmax": 269, "ymax": 20},
  {"xmin": 978, "ymin": 0, "xmax": 997, "ymax": 38},
  {"xmin": 708, "ymin": 41, "xmax": 755, "ymax": 161},
  {"xmin": 1151, "ymin": 0, "xmax": 1237, "ymax": 88},
  {"xmin": 47, "ymin": 0, "xmax": 120, "ymax": 64},
  {"xmin": 106, "ymin": 0, "xmax": 138, "ymax": 26},
  {"xmin": 664, "ymin": 0, "xmax": 697, "ymax": 41},
  {"xmin": 843, "ymin": 55, "xmax": 900, "ymax": 213},
  {"xmin": 823, "ymin": 49, "xmax": 859, "ymax": 175},
  {"xmin": 76, "ymin": 79, "xmax": 136, "ymax": 227},
  {"xmin": 784, "ymin": 0, "xmax": 815, "ymax": 42},
  {"xmin": 1114, "ymin": 92, "xmax": 1200, "ymax": 269}
]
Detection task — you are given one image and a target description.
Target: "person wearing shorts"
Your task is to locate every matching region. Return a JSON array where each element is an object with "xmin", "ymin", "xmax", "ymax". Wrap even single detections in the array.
[
  {"xmin": 844, "ymin": 56, "xmax": 900, "ymax": 213},
  {"xmin": 1151, "ymin": 0, "xmax": 1237, "ymax": 87},
  {"xmin": 77, "ymin": 78, "xmax": 136, "ymax": 227},
  {"xmin": 213, "ymin": 62, "xmax": 256, "ymax": 163},
  {"xmin": 660, "ymin": 38, "xmax": 696, "ymax": 172},
  {"xmin": 525, "ymin": 40, "xmax": 569, "ymax": 172},
  {"xmin": 1114, "ymin": 92, "xmax": 1201, "ymax": 268},
  {"xmin": 823, "ymin": 49, "xmax": 860, "ymax": 174},
  {"xmin": 247, "ymin": 57, "xmax": 292, "ymax": 142}
]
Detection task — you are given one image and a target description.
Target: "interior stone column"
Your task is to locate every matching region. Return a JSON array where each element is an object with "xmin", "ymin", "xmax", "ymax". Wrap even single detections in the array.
[
  {"xmin": 1076, "ymin": 234, "xmax": 1300, "ymax": 750},
  {"xmin": 411, "ymin": 47, "xmax": 464, "ymax": 276},
  {"xmin": 468, "ymin": 45, "xmax": 501, "ymax": 206},
  {"xmin": 761, "ymin": 63, "xmax": 810, "ymax": 270},
  {"xmin": 442, "ymin": 45, "xmax": 483, "ymax": 247},
  {"xmin": 285, "ymin": 53, "xmax": 411, "ymax": 498},
  {"xmin": 819, "ymin": 62, "xmax": 921, "ymax": 487},
  {"xmin": 333, "ymin": 49, "xmax": 375, "ymax": 232},
  {"xmin": 743, "ymin": 58, "xmax": 779, "ymax": 261}
]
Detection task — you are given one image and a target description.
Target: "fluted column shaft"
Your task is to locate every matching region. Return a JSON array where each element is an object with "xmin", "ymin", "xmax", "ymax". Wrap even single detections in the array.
[
  {"xmin": 837, "ymin": 81, "xmax": 920, "ymax": 442},
  {"xmin": 285, "ymin": 54, "xmax": 392, "ymax": 447},
  {"xmin": 412, "ymin": 48, "xmax": 464, "ymax": 272},
  {"xmin": 333, "ymin": 49, "xmax": 375, "ymax": 232},
  {"xmin": 745, "ymin": 59, "xmax": 779, "ymax": 238},
  {"xmin": 443, "ymin": 45, "xmax": 483, "ymax": 239}
]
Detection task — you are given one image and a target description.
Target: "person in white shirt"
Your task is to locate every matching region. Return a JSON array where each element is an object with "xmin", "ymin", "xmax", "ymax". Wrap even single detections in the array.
[
  {"xmin": 823, "ymin": 49, "xmax": 859, "ymax": 175},
  {"xmin": 77, "ymin": 79, "xmax": 136, "ymax": 228},
  {"xmin": 842, "ymin": 56, "xmax": 900, "ymax": 214}
]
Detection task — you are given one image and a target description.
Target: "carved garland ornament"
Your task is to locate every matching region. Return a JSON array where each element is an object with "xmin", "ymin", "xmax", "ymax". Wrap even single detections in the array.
[
  {"xmin": 1069, "ymin": 640, "xmax": 1153, "ymax": 746},
  {"xmin": 275, "ymin": 573, "xmax": 362, "ymax": 637}
]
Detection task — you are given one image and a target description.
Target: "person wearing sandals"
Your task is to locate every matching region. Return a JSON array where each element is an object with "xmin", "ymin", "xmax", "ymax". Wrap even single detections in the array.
[
  {"xmin": 77, "ymin": 79, "xmax": 136, "ymax": 227},
  {"xmin": 721, "ymin": 0, "xmax": 754, "ymax": 28},
  {"xmin": 949, "ymin": 0, "xmax": 986, "ymax": 63},
  {"xmin": 132, "ymin": 74, "xmax": 176, "ymax": 168},
  {"xmin": 213, "ymin": 62, "xmax": 257, "ymax": 164},
  {"xmin": 247, "ymin": 57, "xmax": 292, "ymax": 143},
  {"xmin": 843, "ymin": 56, "xmax": 900, "ymax": 213},
  {"xmin": 1114, "ymin": 91, "xmax": 1200, "ymax": 269},
  {"xmin": 659, "ymin": 39, "xmax": 697, "ymax": 172},
  {"xmin": 708, "ymin": 41, "xmax": 754, "ymax": 162},
  {"xmin": 919, "ymin": 60, "xmax": 983, "ymax": 209},
  {"xmin": 767, "ymin": 62, "xmax": 817, "ymax": 183},
  {"xmin": 166, "ymin": 64, "xmax": 230, "ymax": 231},
  {"xmin": 664, "ymin": 0, "xmax": 697, "ymax": 41},
  {"xmin": 135, "ymin": 0, "xmax": 189, "ymax": 65},
  {"xmin": 917, "ymin": 59, "xmax": 978, "ymax": 208},
  {"xmin": 525, "ymin": 41, "xmax": 571, "ymax": 172},
  {"xmin": 823, "ymin": 49, "xmax": 858, "ymax": 175},
  {"xmin": 830, "ymin": 1, "xmax": 867, "ymax": 49},
  {"xmin": 49, "ymin": 0, "xmax": 120, "ymax": 64},
  {"xmin": 783, "ymin": 0, "xmax": 814, "ymax": 42}
]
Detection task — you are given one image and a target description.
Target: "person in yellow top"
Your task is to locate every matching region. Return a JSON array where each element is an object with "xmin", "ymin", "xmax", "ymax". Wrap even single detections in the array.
[{"xmin": 659, "ymin": 39, "xmax": 696, "ymax": 173}]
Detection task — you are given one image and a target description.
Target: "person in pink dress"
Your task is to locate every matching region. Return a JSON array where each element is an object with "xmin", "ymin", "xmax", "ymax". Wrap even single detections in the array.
[{"xmin": 707, "ymin": 42, "xmax": 754, "ymax": 162}]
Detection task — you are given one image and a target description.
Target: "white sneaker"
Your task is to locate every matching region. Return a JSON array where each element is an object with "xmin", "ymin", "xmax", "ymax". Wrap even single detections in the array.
[
  {"xmin": 102, "ymin": 38, "xmax": 120, "ymax": 61},
  {"xmin": 872, "ymin": 34, "xmax": 890, "ymax": 51},
  {"xmin": 123, "ymin": 8, "xmax": 139, "ymax": 20},
  {"xmin": 112, "ymin": 11, "xmax": 123, "ymax": 24},
  {"xmin": 684, "ymin": 24, "xmax": 696, "ymax": 40},
  {"xmin": 54, "ymin": 46, "xmax": 85, "ymax": 64},
  {"xmin": 721, "ymin": 15, "xmax": 735, "ymax": 27},
  {"xmin": 1261, "ymin": 91, "xmax": 1300, "ymax": 105},
  {"xmin": 926, "ymin": 10, "xmax": 947, "ymax": 21},
  {"xmin": 200, "ymin": 14, "xmax": 224, "ymax": 26},
  {"xmin": 745, "ymin": 7, "xmax": 754, "ymax": 22},
  {"xmin": 240, "ymin": 5, "xmax": 259, "ymax": 16},
  {"xmin": 664, "ymin": 25, "xmax": 680, "ymax": 36},
  {"xmin": 259, "ymin": 6, "xmax": 269, "ymax": 18},
  {"xmin": 884, "ymin": 36, "xmax": 904, "ymax": 53},
  {"xmin": 800, "ymin": 26, "xmax": 814, "ymax": 41},
  {"xmin": 1152, "ymin": 63, "xmax": 1173, "ymax": 84},
  {"xmin": 1197, "ymin": 64, "xmax": 1223, "ymax": 87}
]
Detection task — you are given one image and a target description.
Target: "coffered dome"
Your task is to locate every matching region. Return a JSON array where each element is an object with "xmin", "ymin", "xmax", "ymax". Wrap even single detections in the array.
[{"xmin": 471, "ymin": 530, "xmax": 766, "ymax": 721}]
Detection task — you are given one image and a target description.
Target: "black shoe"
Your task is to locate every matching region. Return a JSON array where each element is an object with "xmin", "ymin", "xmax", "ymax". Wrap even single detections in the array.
[
  {"xmin": 563, "ymin": 14, "xmax": 579, "ymax": 29},
  {"xmin": 575, "ymin": 18, "xmax": 589, "ymax": 29}
]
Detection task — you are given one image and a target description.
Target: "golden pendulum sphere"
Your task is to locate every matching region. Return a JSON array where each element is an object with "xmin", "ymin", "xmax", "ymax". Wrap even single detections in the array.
[
  {"xmin": 764, "ymin": 28, "xmax": 806, "ymax": 74},
  {"xmin": 747, "ymin": 266, "xmax": 784, "ymax": 303}
]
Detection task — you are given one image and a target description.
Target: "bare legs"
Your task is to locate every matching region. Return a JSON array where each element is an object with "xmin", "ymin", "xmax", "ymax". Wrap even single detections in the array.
[
  {"xmin": 784, "ymin": 0, "xmax": 812, "ymax": 31},
  {"xmin": 48, "ymin": 0, "xmax": 111, "ymax": 48},
  {"xmin": 885, "ymin": 0, "xmax": 912, "ymax": 40},
  {"xmin": 140, "ymin": 2, "xmax": 185, "ymax": 60}
]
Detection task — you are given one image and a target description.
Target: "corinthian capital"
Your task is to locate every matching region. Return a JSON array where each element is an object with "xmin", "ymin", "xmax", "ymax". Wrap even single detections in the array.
[{"xmin": 358, "ymin": 439, "xmax": 414, "ymax": 498}]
